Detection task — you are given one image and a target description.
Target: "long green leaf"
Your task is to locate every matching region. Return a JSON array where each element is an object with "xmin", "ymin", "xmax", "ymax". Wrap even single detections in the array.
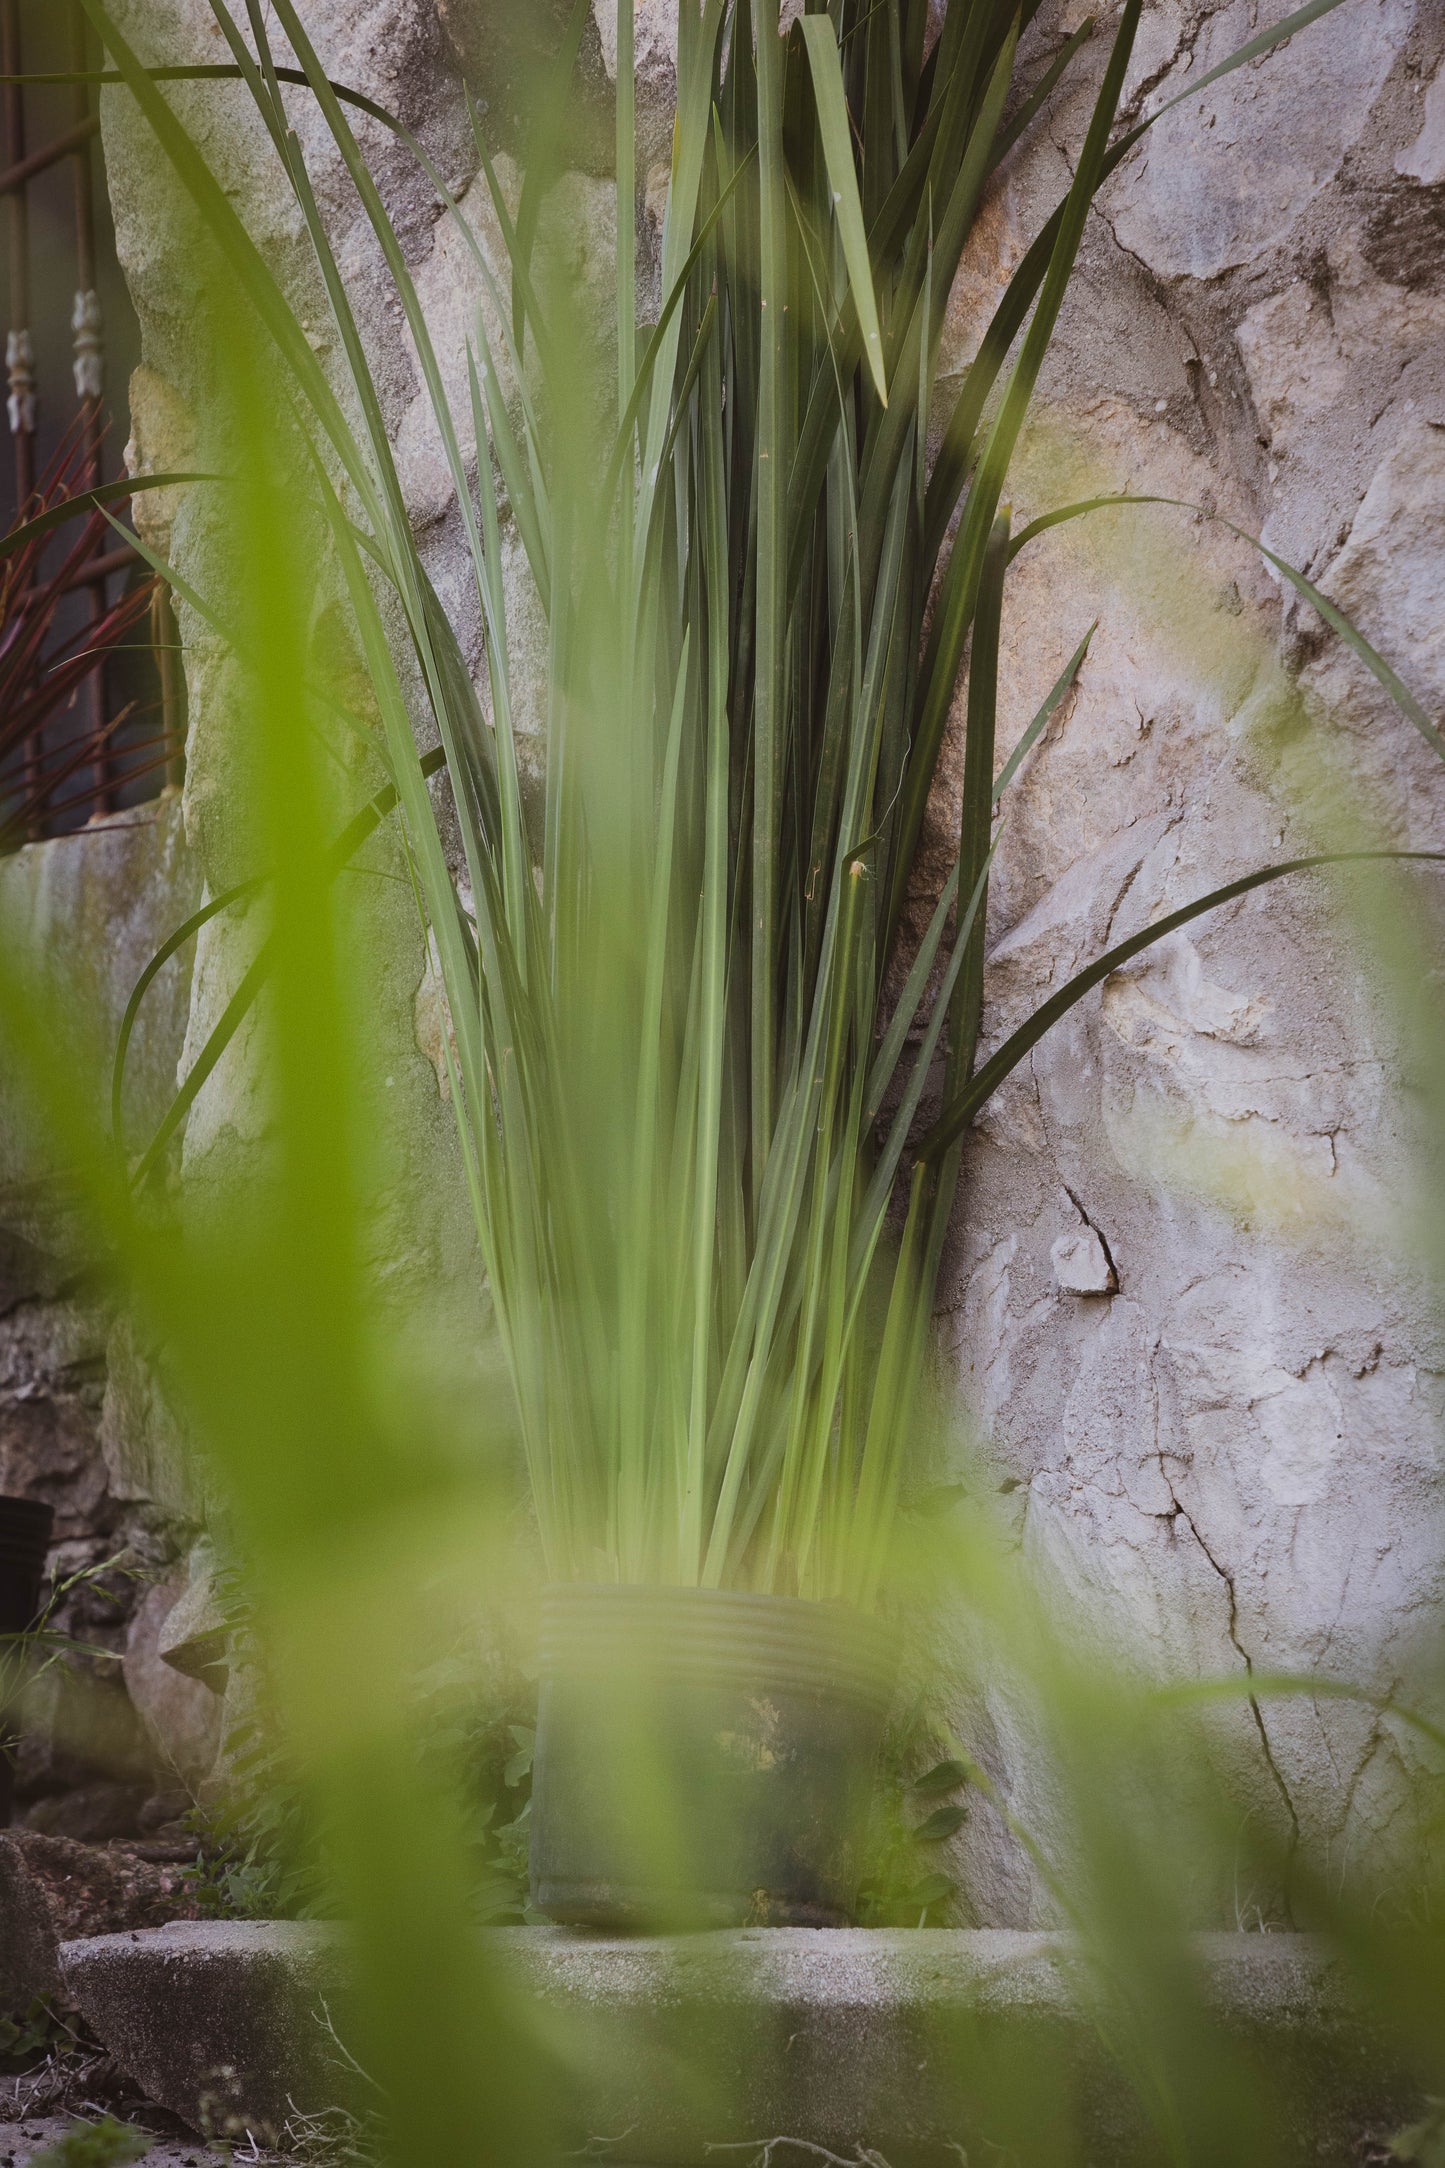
[
  {"xmin": 889, "ymin": 0, "xmax": 1141, "ymax": 937},
  {"xmin": 0, "ymin": 60, "xmax": 397, "ymax": 123},
  {"xmin": 1008, "ymin": 494, "xmax": 1445, "ymax": 764},
  {"xmin": 918, "ymin": 851, "xmax": 1445, "ymax": 1163},
  {"xmin": 800, "ymin": 16, "xmax": 888, "ymax": 406},
  {"xmin": 0, "ymin": 473, "xmax": 211, "ymax": 560},
  {"xmin": 119, "ymin": 751, "xmax": 448, "ymax": 1178},
  {"xmin": 992, "ymin": 621, "xmax": 1096, "ymax": 805}
]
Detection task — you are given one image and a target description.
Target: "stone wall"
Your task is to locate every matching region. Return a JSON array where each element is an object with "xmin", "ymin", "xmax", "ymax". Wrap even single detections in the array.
[
  {"xmin": 934, "ymin": 0, "xmax": 1445, "ymax": 1924},
  {"xmin": 37, "ymin": 0, "xmax": 1442, "ymax": 1912},
  {"xmin": 0, "ymin": 799, "xmax": 221, "ymax": 1825}
]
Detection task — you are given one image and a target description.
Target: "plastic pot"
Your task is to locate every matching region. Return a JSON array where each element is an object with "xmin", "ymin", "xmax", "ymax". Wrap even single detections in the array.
[
  {"xmin": 0, "ymin": 1495, "xmax": 53, "ymax": 1827},
  {"xmin": 529, "ymin": 1582, "xmax": 897, "ymax": 1929},
  {"xmin": 0, "ymin": 1495, "xmax": 53, "ymax": 1630}
]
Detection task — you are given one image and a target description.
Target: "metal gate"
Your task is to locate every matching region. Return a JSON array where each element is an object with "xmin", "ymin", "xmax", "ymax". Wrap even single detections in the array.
[{"xmin": 0, "ymin": 0, "xmax": 181, "ymax": 848}]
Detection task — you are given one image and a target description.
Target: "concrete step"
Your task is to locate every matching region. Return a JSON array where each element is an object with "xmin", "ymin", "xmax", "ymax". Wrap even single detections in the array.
[{"xmin": 59, "ymin": 1923, "xmax": 1413, "ymax": 2164}]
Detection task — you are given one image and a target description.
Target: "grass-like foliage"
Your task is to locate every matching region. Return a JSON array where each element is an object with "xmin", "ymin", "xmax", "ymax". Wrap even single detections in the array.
[{"xmin": 62, "ymin": 0, "xmax": 1441, "ymax": 1608}]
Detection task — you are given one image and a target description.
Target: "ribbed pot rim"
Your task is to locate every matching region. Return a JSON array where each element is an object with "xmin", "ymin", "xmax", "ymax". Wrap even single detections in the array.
[
  {"xmin": 0, "ymin": 1539, "xmax": 52, "ymax": 1567},
  {"xmin": 0, "ymin": 1497, "xmax": 54, "ymax": 1535},
  {"xmin": 538, "ymin": 1581, "xmax": 898, "ymax": 1710}
]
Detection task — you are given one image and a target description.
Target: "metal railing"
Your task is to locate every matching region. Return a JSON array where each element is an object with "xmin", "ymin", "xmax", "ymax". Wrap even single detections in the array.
[{"xmin": 1, "ymin": 0, "xmax": 181, "ymax": 844}]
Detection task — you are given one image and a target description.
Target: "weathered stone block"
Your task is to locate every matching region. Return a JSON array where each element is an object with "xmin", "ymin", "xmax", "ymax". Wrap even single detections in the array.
[
  {"xmin": 0, "ymin": 798, "xmax": 199, "ymax": 1186},
  {"xmin": 62, "ymin": 1922, "xmax": 350, "ymax": 2145},
  {"xmin": 123, "ymin": 1579, "xmax": 222, "ymax": 1796},
  {"xmin": 0, "ymin": 1832, "xmax": 202, "ymax": 2014}
]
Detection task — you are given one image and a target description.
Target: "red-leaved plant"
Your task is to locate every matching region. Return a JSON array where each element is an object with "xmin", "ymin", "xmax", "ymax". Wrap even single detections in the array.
[{"xmin": 0, "ymin": 422, "xmax": 166, "ymax": 852}]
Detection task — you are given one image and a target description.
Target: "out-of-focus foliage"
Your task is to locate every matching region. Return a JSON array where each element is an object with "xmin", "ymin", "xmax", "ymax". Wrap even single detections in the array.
[
  {"xmin": 185, "ymin": 1574, "xmax": 538, "ymax": 1925},
  {"xmin": 856, "ymin": 1700, "xmax": 970, "ymax": 1926},
  {"xmin": 1, "ymin": 293, "xmax": 549, "ymax": 2168},
  {"xmin": 25, "ymin": 2118, "xmax": 149, "ymax": 2168},
  {"xmin": 0, "ymin": 0, "xmax": 1441, "ymax": 2161}
]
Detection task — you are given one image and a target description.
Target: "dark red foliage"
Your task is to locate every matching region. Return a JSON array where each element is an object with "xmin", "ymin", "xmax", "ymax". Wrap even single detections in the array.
[{"xmin": 0, "ymin": 422, "xmax": 170, "ymax": 852}]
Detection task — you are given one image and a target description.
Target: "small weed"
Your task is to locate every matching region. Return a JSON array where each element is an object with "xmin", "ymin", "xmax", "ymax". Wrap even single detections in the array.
[
  {"xmin": 0, "ymin": 2002, "xmax": 68, "ymax": 2074},
  {"xmin": 856, "ymin": 1704, "xmax": 969, "ymax": 1928},
  {"xmin": 23, "ymin": 2118, "xmax": 148, "ymax": 2168},
  {"xmin": 1392, "ymin": 2102, "xmax": 1445, "ymax": 2167},
  {"xmin": 183, "ymin": 1710, "xmax": 329, "ymax": 1926},
  {"xmin": 179, "ymin": 1569, "xmax": 329, "ymax": 1924},
  {"xmin": 182, "ymin": 1574, "xmax": 540, "ymax": 1924},
  {"xmin": 1, "ymin": 1553, "xmax": 149, "ymax": 1702},
  {"xmin": 0, "ymin": 2004, "xmax": 116, "ymax": 2116}
]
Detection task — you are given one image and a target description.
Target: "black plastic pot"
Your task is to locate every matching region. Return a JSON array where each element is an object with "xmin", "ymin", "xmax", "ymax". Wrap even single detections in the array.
[
  {"xmin": 529, "ymin": 1582, "xmax": 897, "ymax": 1929},
  {"xmin": 0, "ymin": 1494, "xmax": 53, "ymax": 1827},
  {"xmin": 0, "ymin": 1496, "xmax": 54, "ymax": 1630}
]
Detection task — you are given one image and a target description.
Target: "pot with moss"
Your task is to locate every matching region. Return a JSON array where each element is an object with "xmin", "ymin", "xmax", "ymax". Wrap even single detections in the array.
[{"xmin": 529, "ymin": 1583, "xmax": 898, "ymax": 1928}]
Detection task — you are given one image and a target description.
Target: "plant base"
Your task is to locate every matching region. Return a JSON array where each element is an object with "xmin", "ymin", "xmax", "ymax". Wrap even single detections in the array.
[{"xmin": 529, "ymin": 1583, "xmax": 897, "ymax": 1931}]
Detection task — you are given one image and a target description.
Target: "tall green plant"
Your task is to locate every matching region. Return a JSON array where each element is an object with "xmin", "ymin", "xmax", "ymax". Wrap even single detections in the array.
[
  {"xmin": 68, "ymin": 0, "xmax": 1442, "ymax": 1608},
  {"xmin": 0, "ymin": 314, "xmax": 548, "ymax": 2168}
]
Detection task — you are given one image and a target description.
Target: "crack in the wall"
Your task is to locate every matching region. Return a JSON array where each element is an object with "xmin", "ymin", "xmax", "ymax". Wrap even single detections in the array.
[
  {"xmin": 1115, "ymin": 3, "xmax": 1234, "ymax": 132},
  {"xmin": 1092, "ymin": 196, "xmax": 1188, "ymax": 329},
  {"xmin": 1061, "ymin": 1182, "xmax": 1120, "ymax": 1288},
  {"xmin": 1338, "ymin": 1706, "xmax": 1390, "ymax": 1841},
  {"xmin": 1157, "ymin": 1456, "xmax": 1303, "ymax": 1914},
  {"xmin": 1100, "ymin": 816, "xmax": 1182, "ymax": 951},
  {"xmin": 1047, "ymin": 90, "xmax": 1187, "ymax": 344}
]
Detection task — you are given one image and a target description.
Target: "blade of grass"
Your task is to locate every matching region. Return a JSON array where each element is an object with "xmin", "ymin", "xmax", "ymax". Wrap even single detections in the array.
[
  {"xmin": 801, "ymin": 15, "xmax": 889, "ymax": 406},
  {"xmin": 1008, "ymin": 494, "xmax": 1445, "ymax": 764},
  {"xmin": 918, "ymin": 850, "xmax": 1445, "ymax": 1163},
  {"xmin": 0, "ymin": 472, "xmax": 210, "ymax": 560},
  {"xmin": 992, "ymin": 620, "xmax": 1096, "ymax": 804},
  {"xmin": 750, "ymin": 0, "xmax": 791, "ymax": 1201}
]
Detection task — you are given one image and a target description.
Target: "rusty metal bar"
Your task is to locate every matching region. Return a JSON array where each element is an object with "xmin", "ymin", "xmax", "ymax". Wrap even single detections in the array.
[
  {"xmin": 71, "ymin": 4, "xmax": 99, "ymax": 417},
  {"xmin": 0, "ymin": 3, "xmax": 153, "ymax": 841},
  {"xmin": 0, "ymin": 113, "xmax": 97, "ymax": 195},
  {"xmin": 1, "ymin": 0, "xmax": 31, "ymax": 503},
  {"xmin": 70, "ymin": 0, "xmax": 110, "ymax": 813},
  {"xmin": 2, "ymin": 0, "xmax": 33, "ymax": 511},
  {"xmin": 2, "ymin": 0, "xmax": 40, "ymax": 833},
  {"xmin": 14, "ymin": 540, "xmax": 137, "ymax": 607},
  {"xmin": 153, "ymin": 582, "xmax": 185, "ymax": 791}
]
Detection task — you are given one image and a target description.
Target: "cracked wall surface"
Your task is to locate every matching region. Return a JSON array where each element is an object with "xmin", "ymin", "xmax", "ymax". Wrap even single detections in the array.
[
  {"xmin": 931, "ymin": 0, "xmax": 1445, "ymax": 1922},
  {"xmin": 87, "ymin": 0, "xmax": 1445, "ymax": 1917}
]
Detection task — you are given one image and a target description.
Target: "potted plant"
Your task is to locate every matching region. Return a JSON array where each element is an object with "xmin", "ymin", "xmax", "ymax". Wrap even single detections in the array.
[{"xmin": 82, "ymin": 0, "xmax": 1440, "ymax": 1926}]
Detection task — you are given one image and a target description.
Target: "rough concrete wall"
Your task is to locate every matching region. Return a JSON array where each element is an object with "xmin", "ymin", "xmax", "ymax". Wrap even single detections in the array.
[
  {"xmin": 0, "ymin": 800, "xmax": 220, "ymax": 1816},
  {"xmin": 931, "ymin": 0, "xmax": 1445, "ymax": 1926},
  {"xmin": 93, "ymin": 0, "xmax": 1445, "ymax": 1917},
  {"xmin": 102, "ymin": 0, "xmax": 486, "ymax": 1363}
]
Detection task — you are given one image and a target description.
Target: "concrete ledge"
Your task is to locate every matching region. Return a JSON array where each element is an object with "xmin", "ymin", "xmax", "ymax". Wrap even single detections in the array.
[
  {"xmin": 61, "ymin": 1924, "xmax": 1411, "ymax": 2162},
  {"xmin": 60, "ymin": 1922, "xmax": 351, "ymax": 2144}
]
